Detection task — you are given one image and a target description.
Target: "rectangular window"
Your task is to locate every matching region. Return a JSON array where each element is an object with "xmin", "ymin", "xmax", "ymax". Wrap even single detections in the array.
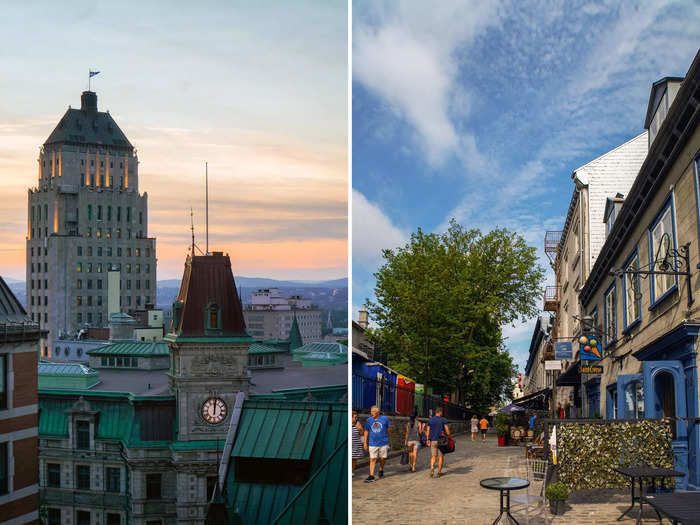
[
  {"xmin": 146, "ymin": 248, "xmax": 151, "ymax": 257},
  {"xmin": 127, "ymin": 296, "xmax": 132, "ymax": 306},
  {"xmin": 107, "ymin": 206, "xmax": 112, "ymax": 221},
  {"xmin": 77, "ymin": 279, "xmax": 82, "ymax": 289},
  {"xmin": 77, "ymin": 263, "xmax": 82, "ymax": 273},
  {"xmin": 97, "ymin": 205, "xmax": 103, "ymax": 220},
  {"xmin": 136, "ymin": 248, "xmax": 141, "ymax": 257},
  {"xmin": 146, "ymin": 473, "xmax": 162, "ymax": 499},
  {"xmin": 0, "ymin": 355, "xmax": 6, "ymax": 410},
  {"xmin": 623, "ymin": 251, "xmax": 641, "ymax": 329},
  {"xmin": 0, "ymin": 442, "xmax": 6, "ymax": 495},
  {"xmin": 77, "ymin": 312, "xmax": 82, "ymax": 323},
  {"xmin": 106, "ymin": 467, "xmax": 120, "ymax": 492},
  {"xmin": 97, "ymin": 295, "xmax": 103, "ymax": 306},
  {"xmin": 127, "ymin": 280, "xmax": 131, "ymax": 290},
  {"xmin": 97, "ymin": 264, "xmax": 103, "ymax": 274},
  {"xmin": 107, "ymin": 514, "xmax": 121, "ymax": 525},
  {"xmin": 77, "ymin": 510, "xmax": 91, "ymax": 525},
  {"xmin": 649, "ymin": 199, "xmax": 677, "ymax": 303},
  {"xmin": 604, "ymin": 284, "xmax": 616, "ymax": 346},
  {"xmin": 126, "ymin": 207, "xmax": 131, "ymax": 222},
  {"xmin": 87, "ymin": 312, "xmax": 93, "ymax": 323},
  {"xmin": 101, "ymin": 357, "xmax": 108, "ymax": 367},
  {"xmin": 117, "ymin": 207, "xmax": 121, "ymax": 221},
  {"xmin": 136, "ymin": 280, "xmax": 141, "ymax": 290},
  {"xmin": 87, "ymin": 296, "xmax": 92, "ymax": 306},
  {"xmin": 126, "ymin": 248, "xmax": 131, "ymax": 257},
  {"xmin": 87, "ymin": 279, "xmax": 93, "ymax": 289},
  {"xmin": 76, "ymin": 421, "xmax": 90, "ymax": 450},
  {"xmin": 76, "ymin": 296, "xmax": 82, "ymax": 306},
  {"xmin": 107, "ymin": 247, "xmax": 112, "ymax": 256},
  {"xmin": 146, "ymin": 280, "xmax": 150, "ymax": 290},
  {"xmin": 76, "ymin": 465, "xmax": 90, "ymax": 489},
  {"xmin": 47, "ymin": 463, "xmax": 61, "ymax": 487},
  {"xmin": 48, "ymin": 509, "xmax": 62, "ymax": 525}
]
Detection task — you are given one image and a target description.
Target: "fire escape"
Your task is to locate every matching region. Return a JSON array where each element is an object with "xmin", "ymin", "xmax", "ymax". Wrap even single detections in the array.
[{"xmin": 542, "ymin": 231, "xmax": 563, "ymax": 362}]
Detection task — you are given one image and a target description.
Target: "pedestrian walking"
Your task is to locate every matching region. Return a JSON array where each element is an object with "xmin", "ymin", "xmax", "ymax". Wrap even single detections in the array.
[
  {"xmin": 470, "ymin": 414, "xmax": 479, "ymax": 441},
  {"xmin": 528, "ymin": 412, "xmax": 537, "ymax": 431},
  {"xmin": 426, "ymin": 407, "xmax": 450, "ymax": 478},
  {"xmin": 479, "ymin": 415, "xmax": 489, "ymax": 441},
  {"xmin": 351, "ymin": 411, "xmax": 364, "ymax": 475},
  {"xmin": 363, "ymin": 405, "xmax": 391, "ymax": 483},
  {"xmin": 404, "ymin": 414, "xmax": 422, "ymax": 472}
]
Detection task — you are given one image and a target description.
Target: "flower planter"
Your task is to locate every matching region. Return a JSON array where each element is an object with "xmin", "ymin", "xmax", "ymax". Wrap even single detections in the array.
[
  {"xmin": 549, "ymin": 500, "xmax": 565, "ymax": 515},
  {"xmin": 497, "ymin": 435, "xmax": 506, "ymax": 447}
]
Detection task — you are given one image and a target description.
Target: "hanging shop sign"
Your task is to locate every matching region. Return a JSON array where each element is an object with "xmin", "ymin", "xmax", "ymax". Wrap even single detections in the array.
[
  {"xmin": 545, "ymin": 360, "xmax": 562, "ymax": 371},
  {"xmin": 580, "ymin": 364, "xmax": 603, "ymax": 374},
  {"xmin": 579, "ymin": 335, "xmax": 602, "ymax": 360},
  {"xmin": 554, "ymin": 342, "xmax": 573, "ymax": 360}
]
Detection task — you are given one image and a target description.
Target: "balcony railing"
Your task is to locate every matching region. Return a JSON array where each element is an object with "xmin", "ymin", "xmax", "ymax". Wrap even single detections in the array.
[
  {"xmin": 544, "ymin": 231, "xmax": 562, "ymax": 266},
  {"xmin": 543, "ymin": 286, "xmax": 560, "ymax": 311}
]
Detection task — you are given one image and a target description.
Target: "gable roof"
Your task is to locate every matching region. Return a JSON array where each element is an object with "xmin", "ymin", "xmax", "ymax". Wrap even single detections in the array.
[
  {"xmin": 44, "ymin": 91, "xmax": 133, "ymax": 151},
  {"xmin": 644, "ymin": 77, "xmax": 684, "ymax": 129}
]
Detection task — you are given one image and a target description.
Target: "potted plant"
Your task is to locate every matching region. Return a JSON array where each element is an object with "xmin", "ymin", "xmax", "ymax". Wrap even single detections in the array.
[
  {"xmin": 495, "ymin": 412, "xmax": 509, "ymax": 447},
  {"xmin": 545, "ymin": 482, "xmax": 569, "ymax": 515}
]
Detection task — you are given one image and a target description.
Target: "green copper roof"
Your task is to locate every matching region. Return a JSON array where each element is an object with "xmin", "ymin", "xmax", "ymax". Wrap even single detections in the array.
[
  {"xmin": 87, "ymin": 341, "xmax": 169, "ymax": 356},
  {"xmin": 291, "ymin": 342, "xmax": 348, "ymax": 367},
  {"xmin": 224, "ymin": 397, "xmax": 347, "ymax": 525},
  {"xmin": 248, "ymin": 343, "xmax": 287, "ymax": 355},
  {"xmin": 288, "ymin": 314, "xmax": 303, "ymax": 351},
  {"xmin": 38, "ymin": 362, "xmax": 100, "ymax": 389},
  {"xmin": 232, "ymin": 400, "xmax": 323, "ymax": 460}
]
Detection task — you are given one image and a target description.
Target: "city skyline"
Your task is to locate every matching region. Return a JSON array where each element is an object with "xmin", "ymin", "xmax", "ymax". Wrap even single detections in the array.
[{"xmin": 0, "ymin": 1, "xmax": 347, "ymax": 282}]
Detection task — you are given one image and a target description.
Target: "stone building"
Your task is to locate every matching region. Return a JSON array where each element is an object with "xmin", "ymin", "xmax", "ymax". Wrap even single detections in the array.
[
  {"xmin": 243, "ymin": 307, "xmax": 322, "ymax": 343},
  {"xmin": 541, "ymin": 129, "xmax": 648, "ymax": 415},
  {"xmin": 520, "ymin": 315, "xmax": 554, "ymax": 410},
  {"xmin": 37, "ymin": 251, "xmax": 347, "ymax": 524},
  {"xmin": 579, "ymin": 52, "xmax": 700, "ymax": 489},
  {"xmin": 26, "ymin": 90, "xmax": 156, "ymax": 357},
  {"xmin": 0, "ymin": 276, "xmax": 43, "ymax": 525}
]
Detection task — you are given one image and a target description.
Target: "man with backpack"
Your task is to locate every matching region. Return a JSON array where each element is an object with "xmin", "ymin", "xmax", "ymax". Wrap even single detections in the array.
[{"xmin": 426, "ymin": 407, "xmax": 450, "ymax": 478}]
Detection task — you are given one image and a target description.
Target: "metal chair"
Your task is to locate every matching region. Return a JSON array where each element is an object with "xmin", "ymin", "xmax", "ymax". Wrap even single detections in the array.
[{"xmin": 511, "ymin": 459, "xmax": 550, "ymax": 524}]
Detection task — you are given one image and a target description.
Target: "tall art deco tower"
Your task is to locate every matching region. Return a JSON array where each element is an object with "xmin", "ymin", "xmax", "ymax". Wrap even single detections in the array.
[{"xmin": 26, "ymin": 91, "xmax": 156, "ymax": 355}]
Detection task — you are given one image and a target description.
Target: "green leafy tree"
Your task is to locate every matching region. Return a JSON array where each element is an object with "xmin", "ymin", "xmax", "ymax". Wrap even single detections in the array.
[{"xmin": 366, "ymin": 220, "xmax": 543, "ymax": 412}]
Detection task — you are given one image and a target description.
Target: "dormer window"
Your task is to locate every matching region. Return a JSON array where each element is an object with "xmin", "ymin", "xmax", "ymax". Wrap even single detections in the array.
[
  {"xmin": 205, "ymin": 301, "xmax": 222, "ymax": 334},
  {"xmin": 645, "ymin": 77, "xmax": 683, "ymax": 148},
  {"xmin": 604, "ymin": 193, "xmax": 625, "ymax": 239}
]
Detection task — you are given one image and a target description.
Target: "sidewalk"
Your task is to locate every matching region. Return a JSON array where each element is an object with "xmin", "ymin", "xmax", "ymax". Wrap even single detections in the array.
[{"xmin": 352, "ymin": 432, "xmax": 664, "ymax": 524}]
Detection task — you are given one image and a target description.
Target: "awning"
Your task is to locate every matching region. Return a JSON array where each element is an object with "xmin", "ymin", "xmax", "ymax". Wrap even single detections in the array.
[
  {"xmin": 556, "ymin": 362, "xmax": 580, "ymax": 386},
  {"xmin": 512, "ymin": 388, "xmax": 551, "ymax": 407}
]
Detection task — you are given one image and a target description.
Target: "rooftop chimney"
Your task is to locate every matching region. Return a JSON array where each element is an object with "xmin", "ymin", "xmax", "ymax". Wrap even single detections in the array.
[{"xmin": 81, "ymin": 91, "xmax": 98, "ymax": 113}]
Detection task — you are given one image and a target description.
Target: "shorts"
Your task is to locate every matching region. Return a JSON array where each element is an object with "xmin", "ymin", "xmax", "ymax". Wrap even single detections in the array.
[
  {"xmin": 407, "ymin": 440, "xmax": 419, "ymax": 450},
  {"xmin": 430, "ymin": 442, "xmax": 443, "ymax": 457},
  {"xmin": 481, "ymin": 429, "xmax": 487, "ymax": 435},
  {"xmin": 368, "ymin": 445, "xmax": 389, "ymax": 459}
]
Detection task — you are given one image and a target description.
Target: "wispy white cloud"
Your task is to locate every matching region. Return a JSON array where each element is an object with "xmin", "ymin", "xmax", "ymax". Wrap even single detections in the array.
[
  {"xmin": 353, "ymin": 1, "xmax": 498, "ymax": 168},
  {"xmin": 352, "ymin": 189, "xmax": 407, "ymax": 268}
]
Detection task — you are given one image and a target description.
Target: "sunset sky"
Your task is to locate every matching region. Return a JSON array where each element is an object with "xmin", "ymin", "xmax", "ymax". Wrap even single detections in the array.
[{"xmin": 0, "ymin": 1, "xmax": 347, "ymax": 281}]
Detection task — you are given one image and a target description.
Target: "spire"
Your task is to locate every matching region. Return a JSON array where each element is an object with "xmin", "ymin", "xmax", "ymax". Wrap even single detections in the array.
[{"xmin": 288, "ymin": 312, "xmax": 303, "ymax": 351}]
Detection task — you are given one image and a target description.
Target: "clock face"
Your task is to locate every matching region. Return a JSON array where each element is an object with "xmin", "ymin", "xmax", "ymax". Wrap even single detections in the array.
[{"xmin": 201, "ymin": 397, "xmax": 227, "ymax": 424}]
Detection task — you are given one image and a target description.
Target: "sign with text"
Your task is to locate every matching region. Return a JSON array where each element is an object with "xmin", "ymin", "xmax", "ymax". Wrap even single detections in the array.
[
  {"xmin": 554, "ymin": 342, "xmax": 573, "ymax": 360},
  {"xmin": 545, "ymin": 360, "xmax": 562, "ymax": 371},
  {"xmin": 580, "ymin": 364, "xmax": 603, "ymax": 374}
]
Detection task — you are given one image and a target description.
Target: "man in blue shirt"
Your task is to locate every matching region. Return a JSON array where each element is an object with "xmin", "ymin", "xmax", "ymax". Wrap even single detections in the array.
[
  {"xmin": 529, "ymin": 414, "xmax": 537, "ymax": 430},
  {"xmin": 426, "ymin": 407, "xmax": 450, "ymax": 478},
  {"xmin": 363, "ymin": 405, "xmax": 391, "ymax": 482}
]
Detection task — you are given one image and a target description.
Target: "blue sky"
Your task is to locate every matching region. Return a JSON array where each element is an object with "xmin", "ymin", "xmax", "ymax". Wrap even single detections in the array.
[{"xmin": 352, "ymin": 0, "xmax": 700, "ymax": 371}]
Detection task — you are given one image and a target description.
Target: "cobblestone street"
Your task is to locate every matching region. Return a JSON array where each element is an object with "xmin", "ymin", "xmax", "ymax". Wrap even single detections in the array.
[{"xmin": 352, "ymin": 431, "xmax": 669, "ymax": 524}]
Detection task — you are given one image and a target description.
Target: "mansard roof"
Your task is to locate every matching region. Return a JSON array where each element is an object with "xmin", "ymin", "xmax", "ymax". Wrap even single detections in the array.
[
  {"xmin": 169, "ymin": 252, "xmax": 249, "ymax": 339},
  {"xmin": 43, "ymin": 91, "xmax": 133, "ymax": 151}
]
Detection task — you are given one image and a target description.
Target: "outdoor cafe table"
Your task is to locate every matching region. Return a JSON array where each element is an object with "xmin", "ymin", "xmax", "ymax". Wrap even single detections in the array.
[
  {"xmin": 642, "ymin": 493, "xmax": 700, "ymax": 525},
  {"xmin": 480, "ymin": 477, "xmax": 530, "ymax": 525},
  {"xmin": 612, "ymin": 466, "xmax": 685, "ymax": 524}
]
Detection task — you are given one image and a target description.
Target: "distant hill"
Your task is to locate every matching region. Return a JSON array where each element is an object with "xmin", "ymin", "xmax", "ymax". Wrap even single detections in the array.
[{"xmin": 158, "ymin": 276, "xmax": 347, "ymax": 289}]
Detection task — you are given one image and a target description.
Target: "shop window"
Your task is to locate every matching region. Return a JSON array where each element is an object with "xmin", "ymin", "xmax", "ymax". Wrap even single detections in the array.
[{"xmin": 625, "ymin": 382, "xmax": 644, "ymax": 419}]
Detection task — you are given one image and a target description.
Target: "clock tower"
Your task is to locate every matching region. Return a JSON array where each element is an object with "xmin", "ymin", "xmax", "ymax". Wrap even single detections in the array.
[{"xmin": 165, "ymin": 251, "xmax": 252, "ymax": 441}]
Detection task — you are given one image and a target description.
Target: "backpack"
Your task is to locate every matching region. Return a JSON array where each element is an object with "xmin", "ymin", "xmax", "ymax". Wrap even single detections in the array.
[
  {"xmin": 419, "ymin": 424, "xmax": 427, "ymax": 447},
  {"xmin": 438, "ymin": 434, "xmax": 455, "ymax": 454}
]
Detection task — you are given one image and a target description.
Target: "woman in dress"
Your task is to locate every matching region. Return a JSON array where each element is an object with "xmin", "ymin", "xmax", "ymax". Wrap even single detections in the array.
[
  {"xmin": 404, "ymin": 414, "xmax": 422, "ymax": 472},
  {"xmin": 351, "ymin": 411, "xmax": 364, "ymax": 475},
  {"xmin": 470, "ymin": 414, "xmax": 479, "ymax": 441}
]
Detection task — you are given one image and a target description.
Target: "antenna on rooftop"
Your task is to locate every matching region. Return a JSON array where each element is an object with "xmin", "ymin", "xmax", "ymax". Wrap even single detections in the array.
[
  {"xmin": 190, "ymin": 207, "xmax": 205, "ymax": 256},
  {"xmin": 205, "ymin": 162, "xmax": 209, "ymax": 255}
]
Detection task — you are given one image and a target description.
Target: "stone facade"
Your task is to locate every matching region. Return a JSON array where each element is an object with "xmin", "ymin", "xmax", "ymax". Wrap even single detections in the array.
[
  {"xmin": 579, "ymin": 64, "xmax": 700, "ymax": 489},
  {"xmin": 243, "ymin": 308, "xmax": 322, "ymax": 343},
  {"xmin": 26, "ymin": 91, "xmax": 156, "ymax": 357}
]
